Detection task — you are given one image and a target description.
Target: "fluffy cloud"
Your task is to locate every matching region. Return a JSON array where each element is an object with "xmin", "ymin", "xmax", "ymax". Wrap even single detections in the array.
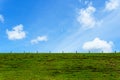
[
  {"xmin": 77, "ymin": 3, "xmax": 98, "ymax": 29},
  {"xmin": 82, "ymin": 38, "xmax": 113, "ymax": 52},
  {"xmin": 0, "ymin": 14, "xmax": 4, "ymax": 23},
  {"xmin": 6, "ymin": 24, "xmax": 26, "ymax": 40},
  {"xmin": 105, "ymin": 0, "xmax": 119, "ymax": 11},
  {"xmin": 31, "ymin": 36, "xmax": 48, "ymax": 44}
]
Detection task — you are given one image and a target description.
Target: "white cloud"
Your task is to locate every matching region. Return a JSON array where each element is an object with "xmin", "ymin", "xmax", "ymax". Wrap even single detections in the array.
[
  {"xmin": 82, "ymin": 38, "xmax": 113, "ymax": 52},
  {"xmin": 0, "ymin": 14, "xmax": 4, "ymax": 23},
  {"xmin": 79, "ymin": 0, "xmax": 89, "ymax": 5},
  {"xmin": 6, "ymin": 24, "xmax": 26, "ymax": 40},
  {"xmin": 77, "ymin": 3, "xmax": 99, "ymax": 29},
  {"xmin": 31, "ymin": 36, "xmax": 48, "ymax": 44},
  {"xmin": 105, "ymin": 0, "xmax": 119, "ymax": 11},
  {"xmin": 84, "ymin": 1, "xmax": 89, "ymax": 5}
]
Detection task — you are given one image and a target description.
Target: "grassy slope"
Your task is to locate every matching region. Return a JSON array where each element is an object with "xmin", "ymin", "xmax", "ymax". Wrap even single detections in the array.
[{"xmin": 0, "ymin": 53, "xmax": 120, "ymax": 80}]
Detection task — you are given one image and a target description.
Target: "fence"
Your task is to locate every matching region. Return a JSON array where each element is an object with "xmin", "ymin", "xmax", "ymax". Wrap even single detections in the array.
[{"xmin": 7, "ymin": 50, "xmax": 119, "ymax": 54}]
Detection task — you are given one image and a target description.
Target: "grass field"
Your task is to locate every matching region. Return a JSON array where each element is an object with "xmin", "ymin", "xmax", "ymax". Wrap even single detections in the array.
[{"xmin": 0, "ymin": 53, "xmax": 120, "ymax": 80}]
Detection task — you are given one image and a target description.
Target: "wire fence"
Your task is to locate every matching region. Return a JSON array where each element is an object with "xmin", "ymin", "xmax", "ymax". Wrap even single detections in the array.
[{"xmin": 5, "ymin": 50, "xmax": 119, "ymax": 54}]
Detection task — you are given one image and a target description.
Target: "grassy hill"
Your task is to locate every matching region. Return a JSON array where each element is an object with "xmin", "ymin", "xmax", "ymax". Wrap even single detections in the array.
[{"xmin": 0, "ymin": 53, "xmax": 120, "ymax": 80}]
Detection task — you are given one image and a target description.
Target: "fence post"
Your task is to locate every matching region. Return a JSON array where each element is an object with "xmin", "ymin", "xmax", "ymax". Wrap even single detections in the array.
[
  {"xmin": 115, "ymin": 51, "xmax": 116, "ymax": 53},
  {"xmin": 89, "ymin": 51, "xmax": 90, "ymax": 53},
  {"xmin": 102, "ymin": 51, "xmax": 103, "ymax": 53},
  {"xmin": 76, "ymin": 51, "xmax": 77, "ymax": 54},
  {"xmin": 36, "ymin": 51, "xmax": 38, "ymax": 53}
]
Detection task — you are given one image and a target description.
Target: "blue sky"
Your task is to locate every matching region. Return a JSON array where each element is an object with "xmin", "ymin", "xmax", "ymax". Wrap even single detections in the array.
[{"xmin": 0, "ymin": 0, "xmax": 120, "ymax": 52}]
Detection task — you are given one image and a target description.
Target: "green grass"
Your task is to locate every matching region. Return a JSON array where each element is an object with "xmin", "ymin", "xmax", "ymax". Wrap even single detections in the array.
[{"xmin": 0, "ymin": 53, "xmax": 120, "ymax": 80}]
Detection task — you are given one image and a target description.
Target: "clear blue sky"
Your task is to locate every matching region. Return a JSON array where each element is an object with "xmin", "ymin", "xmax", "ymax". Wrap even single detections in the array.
[{"xmin": 0, "ymin": 0, "xmax": 120, "ymax": 52}]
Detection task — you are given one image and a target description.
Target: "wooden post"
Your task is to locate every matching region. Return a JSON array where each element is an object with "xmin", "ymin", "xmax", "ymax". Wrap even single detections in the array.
[
  {"xmin": 36, "ymin": 51, "xmax": 38, "ymax": 53},
  {"xmin": 102, "ymin": 51, "xmax": 103, "ymax": 53},
  {"xmin": 89, "ymin": 51, "xmax": 90, "ymax": 53},
  {"xmin": 76, "ymin": 51, "xmax": 77, "ymax": 54}
]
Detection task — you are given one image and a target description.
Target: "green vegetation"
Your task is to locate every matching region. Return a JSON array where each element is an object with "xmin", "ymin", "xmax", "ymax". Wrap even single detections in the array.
[{"xmin": 0, "ymin": 53, "xmax": 120, "ymax": 80}]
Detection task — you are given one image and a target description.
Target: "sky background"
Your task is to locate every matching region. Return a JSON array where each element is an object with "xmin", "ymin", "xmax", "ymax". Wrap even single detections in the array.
[{"xmin": 0, "ymin": 0, "xmax": 120, "ymax": 52}]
